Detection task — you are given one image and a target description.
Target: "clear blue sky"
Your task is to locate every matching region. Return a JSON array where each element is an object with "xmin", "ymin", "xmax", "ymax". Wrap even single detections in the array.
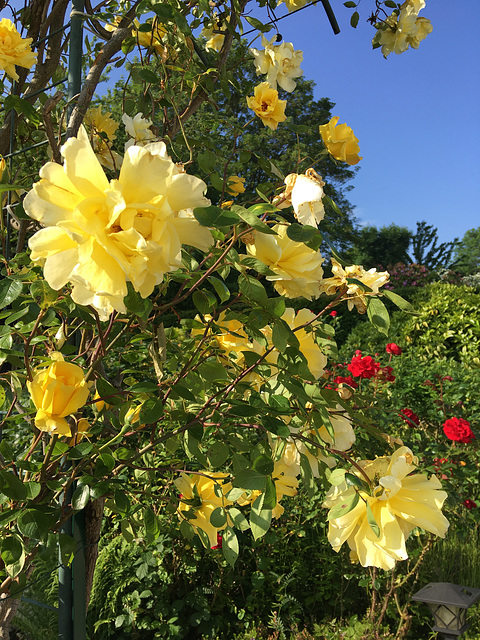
[{"xmin": 253, "ymin": 0, "xmax": 480, "ymax": 244}]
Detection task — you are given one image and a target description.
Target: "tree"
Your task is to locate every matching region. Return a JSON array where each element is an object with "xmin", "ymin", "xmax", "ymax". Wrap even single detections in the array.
[
  {"xmin": 409, "ymin": 220, "xmax": 458, "ymax": 270},
  {"xmin": 451, "ymin": 226, "xmax": 480, "ymax": 275},
  {"xmin": 348, "ymin": 223, "xmax": 412, "ymax": 269}
]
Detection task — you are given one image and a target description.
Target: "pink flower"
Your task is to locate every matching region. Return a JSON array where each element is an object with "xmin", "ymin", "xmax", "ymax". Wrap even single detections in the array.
[
  {"xmin": 386, "ymin": 343, "xmax": 402, "ymax": 356},
  {"xmin": 443, "ymin": 417, "xmax": 475, "ymax": 444},
  {"xmin": 347, "ymin": 354, "xmax": 380, "ymax": 379},
  {"xmin": 329, "ymin": 310, "xmax": 338, "ymax": 317},
  {"xmin": 463, "ymin": 499, "xmax": 477, "ymax": 510},
  {"xmin": 400, "ymin": 408, "xmax": 420, "ymax": 426}
]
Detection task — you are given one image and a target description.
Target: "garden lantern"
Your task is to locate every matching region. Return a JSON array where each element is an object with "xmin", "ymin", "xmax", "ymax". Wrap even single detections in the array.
[{"xmin": 412, "ymin": 582, "xmax": 480, "ymax": 639}]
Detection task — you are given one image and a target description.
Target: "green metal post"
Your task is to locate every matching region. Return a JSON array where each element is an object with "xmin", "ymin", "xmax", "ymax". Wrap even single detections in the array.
[{"xmin": 59, "ymin": 2, "xmax": 86, "ymax": 639}]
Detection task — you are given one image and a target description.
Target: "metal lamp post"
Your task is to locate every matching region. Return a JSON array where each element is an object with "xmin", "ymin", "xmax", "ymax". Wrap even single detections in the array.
[{"xmin": 412, "ymin": 582, "xmax": 480, "ymax": 640}]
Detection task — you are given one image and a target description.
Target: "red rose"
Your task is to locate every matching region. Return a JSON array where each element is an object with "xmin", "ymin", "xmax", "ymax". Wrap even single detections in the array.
[
  {"xmin": 400, "ymin": 408, "xmax": 420, "ymax": 426},
  {"xmin": 333, "ymin": 375, "xmax": 358, "ymax": 389},
  {"xmin": 443, "ymin": 417, "xmax": 475, "ymax": 443},
  {"xmin": 463, "ymin": 499, "xmax": 477, "ymax": 510},
  {"xmin": 386, "ymin": 343, "xmax": 402, "ymax": 355},
  {"xmin": 329, "ymin": 310, "xmax": 338, "ymax": 317},
  {"xmin": 347, "ymin": 354, "xmax": 380, "ymax": 379},
  {"xmin": 211, "ymin": 533, "xmax": 223, "ymax": 549}
]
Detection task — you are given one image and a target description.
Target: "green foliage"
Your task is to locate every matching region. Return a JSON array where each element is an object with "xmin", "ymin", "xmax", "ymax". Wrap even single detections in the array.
[
  {"xmin": 409, "ymin": 220, "xmax": 458, "ymax": 269},
  {"xmin": 341, "ymin": 281, "xmax": 480, "ymax": 366},
  {"xmin": 452, "ymin": 226, "xmax": 480, "ymax": 275},
  {"xmin": 348, "ymin": 224, "xmax": 412, "ymax": 269}
]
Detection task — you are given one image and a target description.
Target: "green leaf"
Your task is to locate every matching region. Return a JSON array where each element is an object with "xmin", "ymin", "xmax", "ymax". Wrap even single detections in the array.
[
  {"xmin": 208, "ymin": 441, "xmax": 230, "ymax": 468},
  {"xmin": 184, "ymin": 432, "xmax": 208, "ymax": 467},
  {"xmin": 208, "ymin": 276, "xmax": 230, "ymax": 303},
  {"xmin": 233, "ymin": 469, "xmax": 267, "ymax": 492},
  {"xmin": 346, "ymin": 277, "xmax": 373, "ymax": 292},
  {"xmin": 233, "ymin": 206, "xmax": 276, "ymax": 235},
  {"xmin": 244, "ymin": 16, "xmax": 272, "ymax": 32},
  {"xmin": 17, "ymin": 509, "xmax": 54, "ymax": 540},
  {"xmin": 68, "ymin": 442, "xmax": 94, "ymax": 460},
  {"xmin": 0, "ymin": 469, "xmax": 27, "ymax": 501},
  {"xmin": 72, "ymin": 484, "xmax": 90, "ymax": 511},
  {"xmin": 350, "ymin": 11, "xmax": 359, "ymax": 27},
  {"xmin": 59, "ymin": 533, "xmax": 76, "ymax": 566},
  {"xmin": 112, "ymin": 489, "xmax": 130, "ymax": 515},
  {"xmin": 327, "ymin": 491, "xmax": 359, "ymax": 521},
  {"xmin": 139, "ymin": 398, "xmax": 164, "ymax": 424},
  {"xmin": 192, "ymin": 290, "xmax": 216, "ymax": 314},
  {"xmin": 286, "ymin": 223, "xmax": 320, "ymax": 245},
  {"xmin": 239, "ymin": 256, "xmax": 276, "ymax": 276},
  {"xmin": 228, "ymin": 507, "xmax": 250, "ymax": 531},
  {"xmin": 366, "ymin": 499, "xmax": 380, "ymax": 537},
  {"xmin": 262, "ymin": 415, "xmax": 290, "ymax": 437},
  {"xmin": 252, "ymin": 454, "xmax": 274, "ymax": 476},
  {"xmin": 367, "ymin": 297, "xmax": 390, "ymax": 336},
  {"xmin": 144, "ymin": 507, "xmax": 160, "ymax": 543},
  {"xmin": 4, "ymin": 94, "xmax": 41, "ymax": 126},
  {"xmin": 174, "ymin": 11, "xmax": 191, "ymax": 34},
  {"xmin": 344, "ymin": 1, "xmax": 357, "ymax": 7},
  {"xmin": 29, "ymin": 281, "xmax": 58, "ymax": 309},
  {"xmin": 262, "ymin": 476, "xmax": 277, "ymax": 511},
  {"xmin": 238, "ymin": 274, "xmax": 268, "ymax": 306},
  {"xmin": 250, "ymin": 495, "xmax": 272, "ymax": 540},
  {"xmin": 198, "ymin": 360, "xmax": 229, "ymax": 383},
  {"xmin": 0, "ymin": 278, "xmax": 23, "ymax": 309},
  {"xmin": 24, "ymin": 482, "xmax": 41, "ymax": 500},
  {"xmin": 210, "ymin": 507, "xmax": 227, "ymax": 528},
  {"xmin": 382, "ymin": 289, "xmax": 418, "ymax": 314},
  {"xmin": 222, "ymin": 526, "xmax": 239, "ymax": 566},
  {"xmin": 272, "ymin": 317, "xmax": 298, "ymax": 352},
  {"xmin": 124, "ymin": 284, "xmax": 152, "ymax": 320},
  {"xmin": 194, "ymin": 205, "xmax": 239, "ymax": 228},
  {"xmin": 138, "ymin": 68, "xmax": 159, "ymax": 84},
  {"xmin": 1, "ymin": 535, "xmax": 25, "ymax": 577}
]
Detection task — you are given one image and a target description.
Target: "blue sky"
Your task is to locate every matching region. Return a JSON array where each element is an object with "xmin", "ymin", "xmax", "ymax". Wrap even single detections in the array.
[{"xmin": 253, "ymin": 0, "xmax": 480, "ymax": 244}]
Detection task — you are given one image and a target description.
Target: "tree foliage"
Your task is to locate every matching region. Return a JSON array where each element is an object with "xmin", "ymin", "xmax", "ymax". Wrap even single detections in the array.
[
  {"xmin": 409, "ymin": 220, "xmax": 458, "ymax": 270},
  {"xmin": 348, "ymin": 223, "xmax": 412, "ymax": 269}
]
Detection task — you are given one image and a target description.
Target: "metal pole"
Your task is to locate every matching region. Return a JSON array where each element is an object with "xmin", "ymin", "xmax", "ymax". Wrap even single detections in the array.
[{"xmin": 59, "ymin": 2, "xmax": 85, "ymax": 639}]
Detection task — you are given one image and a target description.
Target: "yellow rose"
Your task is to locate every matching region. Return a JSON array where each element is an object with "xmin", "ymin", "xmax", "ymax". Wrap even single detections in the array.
[
  {"xmin": 134, "ymin": 19, "xmax": 166, "ymax": 53},
  {"xmin": 277, "ymin": 0, "xmax": 308, "ymax": 12},
  {"xmin": 323, "ymin": 447, "xmax": 449, "ymax": 570},
  {"xmin": 373, "ymin": 0, "xmax": 432, "ymax": 57},
  {"xmin": 27, "ymin": 352, "xmax": 91, "ymax": 436},
  {"xmin": 276, "ymin": 169, "xmax": 325, "ymax": 227},
  {"xmin": 226, "ymin": 175, "xmax": 246, "ymax": 196},
  {"xmin": 0, "ymin": 18, "xmax": 37, "ymax": 81},
  {"xmin": 175, "ymin": 472, "xmax": 233, "ymax": 547},
  {"xmin": 246, "ymin": 224, "xmax": 324, "ymax": 300},
  {"xmin": 0, "ymin": 156, "xmax": 6, "ymax": 181},
  {"xmin": 246, "ymin": 82, "xmax": 287, "ymax": 131},
  {"xmin": 319, "ymin": 259, "xmax": 389, "ymax": 314},
  {"xmin": 319, "ymin": 116, "xmax": 362, "ymax": 166},
  {"xmin": 25, "ymin": 127, "xmax": 212, "ymax": 319},
  {"xmin": 250, "ymin": 36, "xmax": 303, "ymax": 93}
]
